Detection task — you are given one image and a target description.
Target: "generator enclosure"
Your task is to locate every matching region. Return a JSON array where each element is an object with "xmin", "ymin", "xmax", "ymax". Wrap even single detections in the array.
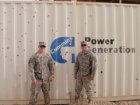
[{"xmin": 0, "ymin": 1, "xmax": 139, "ymax": 104}]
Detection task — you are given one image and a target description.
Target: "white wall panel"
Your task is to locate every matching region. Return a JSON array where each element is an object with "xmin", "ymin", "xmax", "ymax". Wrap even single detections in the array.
[{"xmin": 0, "ymin": 1, "xmax": 139, "ymax": 104}]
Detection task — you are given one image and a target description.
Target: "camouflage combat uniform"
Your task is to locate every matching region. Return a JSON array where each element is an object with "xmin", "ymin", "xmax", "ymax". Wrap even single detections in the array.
[
  {"xmin": 74, "ymin": 50, "xmax": 97, "ymax": 103},
  {"xmin": 28, "ymin": 51, "xmax": 54, "ymax": 105}
]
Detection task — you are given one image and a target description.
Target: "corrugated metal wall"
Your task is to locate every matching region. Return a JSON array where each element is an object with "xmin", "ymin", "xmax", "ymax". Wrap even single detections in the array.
[{"xmin": 0, "ymin": 1, "xmax": 139, "ymax": 104}]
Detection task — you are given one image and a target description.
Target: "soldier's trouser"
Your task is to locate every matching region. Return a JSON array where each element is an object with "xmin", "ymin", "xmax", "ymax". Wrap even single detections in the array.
[
  {"xmin": 75, "ymin": 75, "xmax": 93, "ymax": 100},
  {"xmin": 29, "ymin": 80, "xmax": 50, "ymax": 105}
]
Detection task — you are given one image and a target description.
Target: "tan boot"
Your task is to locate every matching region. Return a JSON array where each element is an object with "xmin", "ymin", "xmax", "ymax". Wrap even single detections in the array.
[
  {"xmin": 88, "ymin": 99, "xmax": 93, "ymax": 105},
  {"xmin": 74, "ymin": 99, "xmax": 79, "ymax": 105}
]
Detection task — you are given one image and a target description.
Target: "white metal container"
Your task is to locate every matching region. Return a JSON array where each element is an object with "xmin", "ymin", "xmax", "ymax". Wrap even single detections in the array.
[{"xmin": 0, "ymin": 1, "xmax": 139, "ymax": 104}]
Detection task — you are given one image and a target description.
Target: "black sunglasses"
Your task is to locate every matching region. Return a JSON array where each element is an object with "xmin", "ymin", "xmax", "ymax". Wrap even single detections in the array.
[
  {"xmin": 40, "ymin": 45, "xmax": 46, "ymax": 48},
  {"xmin": 81, "ymin": 44, "xmax": 87, "ymax": 46}
]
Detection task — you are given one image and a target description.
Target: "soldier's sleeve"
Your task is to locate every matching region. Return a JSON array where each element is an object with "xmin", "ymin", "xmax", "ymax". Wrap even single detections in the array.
[
  {"xmin": 28, "ymin": 55, "xmax": 36, "ymax": 80},
  {"xmin": 90, "ymin": 54, "xmax": 97, "ymax": 77},
  {"xmin": 48, "ymin": 57, "xmax": 55, "ymax": 76},
  {"xmin": 74, "ymin": 54, "xmax": 79, "ymax": 76}
]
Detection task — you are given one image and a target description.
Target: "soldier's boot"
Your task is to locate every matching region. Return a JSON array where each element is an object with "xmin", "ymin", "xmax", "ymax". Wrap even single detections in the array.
[
  {"xmin": 44, "ymin": 93, "xmax": 50, "ymax": 105},
  {"xmin": 74, "ymin": 99, "xmax": 80, "ymax": 105},
  {"xmin": 79, "ymin": 94, "xmax": 83, "ymax": 105},
  {"xmin": 88, "ymin": 99, "xmax": 93, "ymax": 105}
]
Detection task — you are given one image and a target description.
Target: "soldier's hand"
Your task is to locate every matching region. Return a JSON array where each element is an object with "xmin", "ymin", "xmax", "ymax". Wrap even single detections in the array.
[
  {"xmin": 88, "ymin": 76, "xmax": 94, "ymax": 80},
  {"xmin": 74, "ymin": 75, "xmax": 77, "ymax": 79},
  {"xmin": 49, "ymin": 75, "xmax": 55, "ymax": 82},
  {"xmin": 32, "ymin": 79, "xmax": 37, "ymax": 84}
]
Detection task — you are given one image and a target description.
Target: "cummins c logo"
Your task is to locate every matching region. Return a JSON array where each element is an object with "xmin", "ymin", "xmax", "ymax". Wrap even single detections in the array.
[{"xmin": 50, "ymin": 37, "xmax": 75, "ymax": 64}]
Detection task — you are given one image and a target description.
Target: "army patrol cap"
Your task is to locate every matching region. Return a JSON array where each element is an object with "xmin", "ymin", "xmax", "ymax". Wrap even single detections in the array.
[
  {"xmin": 81, "ymin": 41, "xmax": 87, "ymax": 46},
  {"xmin": 39, "ymin": 42, "xmax": 46, "ymax": 47}
]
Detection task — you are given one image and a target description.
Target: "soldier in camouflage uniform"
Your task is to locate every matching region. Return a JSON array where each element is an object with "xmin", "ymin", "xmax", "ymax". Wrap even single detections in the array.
[
  {"xmin": 74, "ymin": 41, "xmax": 97, "ymax": 105},
  {"xmin": 28, "ymin": 42, "xmax": 54, "ymax": 105}
]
